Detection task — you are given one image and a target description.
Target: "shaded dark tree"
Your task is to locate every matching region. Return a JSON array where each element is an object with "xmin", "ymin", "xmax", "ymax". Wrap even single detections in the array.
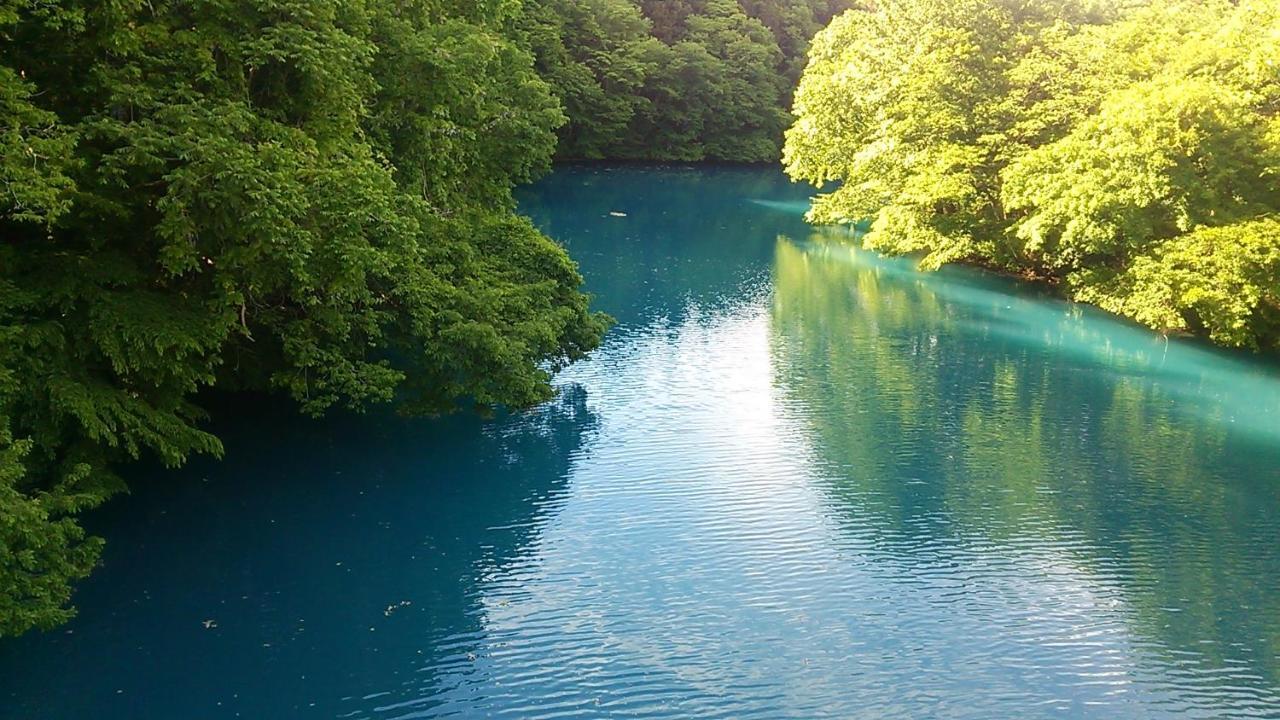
[{"xmin": 0, "ymin": 0, "xmax": 608, "ymax": 636}]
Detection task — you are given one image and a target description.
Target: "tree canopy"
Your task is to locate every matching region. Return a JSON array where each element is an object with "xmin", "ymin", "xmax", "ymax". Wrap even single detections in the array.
[
  {"xmin": 0, "ymin": 0, "xmax": 610, "ymax": 636},
  {"xmin": 524, "ymin": 0, "xmax": 851, "ymax": 161},
  {"xmin": 786, "ymin": 0, "xmax": 1280, "ymax": 348}
]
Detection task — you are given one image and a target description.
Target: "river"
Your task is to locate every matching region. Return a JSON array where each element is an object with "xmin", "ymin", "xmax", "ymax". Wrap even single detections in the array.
[{"xmin": 2, "ymin": 166, "xmax": 1279, "ymax": 719}]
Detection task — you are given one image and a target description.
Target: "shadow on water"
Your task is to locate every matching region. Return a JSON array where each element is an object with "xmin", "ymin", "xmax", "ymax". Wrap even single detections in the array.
[
  {"xmin": 770, "ymin": 235, "xmax": 1280, "ymax": 701},
  {"xmin": 0, "ymin": 386, "xmax": 599, "ymax": 720}
]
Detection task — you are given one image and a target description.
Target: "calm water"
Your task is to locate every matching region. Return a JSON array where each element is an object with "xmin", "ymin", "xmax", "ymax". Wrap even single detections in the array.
[{"xmin": 4, "ymin": 166, "xmax": 1280, "ymax": 719}]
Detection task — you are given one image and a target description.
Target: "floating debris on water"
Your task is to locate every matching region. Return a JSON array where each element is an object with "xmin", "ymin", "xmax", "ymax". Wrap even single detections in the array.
[{"xmin": 384, "ymin": 600, "xmax": 412, "ymax": 617}]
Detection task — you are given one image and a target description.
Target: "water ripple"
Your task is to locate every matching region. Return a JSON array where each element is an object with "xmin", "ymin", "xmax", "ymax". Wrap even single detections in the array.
[{"xmin": 2, "ymin": 167, "xmax": 1278, "ymax": 720}]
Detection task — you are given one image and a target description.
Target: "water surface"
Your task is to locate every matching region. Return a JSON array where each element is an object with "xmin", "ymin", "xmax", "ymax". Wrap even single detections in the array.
[{"xmin": 3, "ymin": 166, "xmax": 1279, "ymax": 719}]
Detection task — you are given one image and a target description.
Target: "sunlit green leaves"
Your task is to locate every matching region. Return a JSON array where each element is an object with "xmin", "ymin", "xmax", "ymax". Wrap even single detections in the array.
[
  {"xmin": 1074, "ymin": 219, "xmax": 1280, "ymax": 348},
  {"xmin": 786, "ymin": 0, "xmax": 1280, "ymax": 347},
  {"xmin": 1005, "ymin": 77, "xmax": 1280, "ymax": 267}
]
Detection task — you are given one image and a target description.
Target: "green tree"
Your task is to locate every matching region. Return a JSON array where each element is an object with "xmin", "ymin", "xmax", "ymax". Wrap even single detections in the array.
[
  {"xmin": 523, "ymin": 0, "xmax": 837, "ymax": 162},
  {"xmin": 0, "ymin": 0, "xmax": 608, "ymax": 637},
  {"xmin": 739, "ymin": 0, "xmax": 851, "ymax": 82},
  {"xmin": 1074, "ymin": 219, "xmax": 1280, "ymax": 349},
  {"xmin": 521, "ymin": 0, "xmax": 660, "ymax": 159},
  {"xmin": 1004, "ymin": 76, "xmax": 1280, "ymax": 271},
  {"xmin": 686, "ymin": 0, "xmax": 790, "ymax": 161},
  {"xmin": 785, "ymin": 0, "xmax": 1047, "ymax": 267},
  {"xmin": 620, "ymin": 40, "xmax": 723, "ymax": 160},
  {"xmin": 636, "ymin": 0, "xmax": 701, "ymax": 43},
  {"xmin": 785, "ymin": 0, "xmax": 1280, "ymax": 349},
  {"xmin": 620, "ymin": 0, "xmax": 790, "ymax": 161}
]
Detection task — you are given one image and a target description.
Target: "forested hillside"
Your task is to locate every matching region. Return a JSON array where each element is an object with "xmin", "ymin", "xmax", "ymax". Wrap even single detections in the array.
[
  {"xmin": 786, "ymin": 0, "xmax": 1280, "ymax": 349},
  {"xmin": 525, "ymin": 0, "xmax": 849, "ymax": 161}
]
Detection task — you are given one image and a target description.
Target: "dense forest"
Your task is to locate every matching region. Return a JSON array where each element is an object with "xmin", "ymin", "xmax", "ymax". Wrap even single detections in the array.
[
  {"xmin": 786, "ymin": 0, "xmax": 1280, "ymax": 350},
  {"xmin": 525, "ymin": 0, "xmax": 849, "ymax": 160}
]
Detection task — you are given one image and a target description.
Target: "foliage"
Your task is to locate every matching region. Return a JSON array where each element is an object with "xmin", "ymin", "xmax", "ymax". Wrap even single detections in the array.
[
  {"xmin": 523, "ymin": 0, "xmax": 853, "ymax": 161},
  {"xmin": 786, "ymin": 0, "xmax": 1280, "ymax": 348},
  {"xmin": 0, "ymin": 425, "xmax": 104, "ymax": 637},
  {"xmin": 1074, "ymin": 219, "xmax": 1280, "ymax": 348},
  {"xmin": 521, "ymin": 0, "xmax": 659, "ymax": 159},
  {"xmin": 0, "ymin": 0, "xmax": 609, "ymax": 636}
]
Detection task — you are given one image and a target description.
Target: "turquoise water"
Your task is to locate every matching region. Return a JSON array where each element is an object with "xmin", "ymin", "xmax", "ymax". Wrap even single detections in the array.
[{"xmin": 3, "ymin": 166, "xmax": 1280, "ymax": 718}]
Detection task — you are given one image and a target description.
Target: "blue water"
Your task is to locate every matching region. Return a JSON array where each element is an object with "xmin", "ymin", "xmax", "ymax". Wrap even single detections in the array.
[{"xmin": 3, "ymin": 166, "xmax": 1280, "ymax": 719}]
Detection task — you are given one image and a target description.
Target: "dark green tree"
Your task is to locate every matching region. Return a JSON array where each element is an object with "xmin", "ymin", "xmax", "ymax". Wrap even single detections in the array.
[
  {"xmin": 685, "ymin": 0, "xmax": 791, "ymax": 160},
  {"xmin": 621, "ymin": 0, "xmax": 791, "ymax": 161},
  {"xmin": 0, "ymin": 0, "xmax": 608, "ymax": 636},
  {"xmin": 521, "ymin": 0, "xmax": 661, "ymax": 159},
  {"xmin": 524, "ymin": 0, "xmax": 844, "ymax": 162}
]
